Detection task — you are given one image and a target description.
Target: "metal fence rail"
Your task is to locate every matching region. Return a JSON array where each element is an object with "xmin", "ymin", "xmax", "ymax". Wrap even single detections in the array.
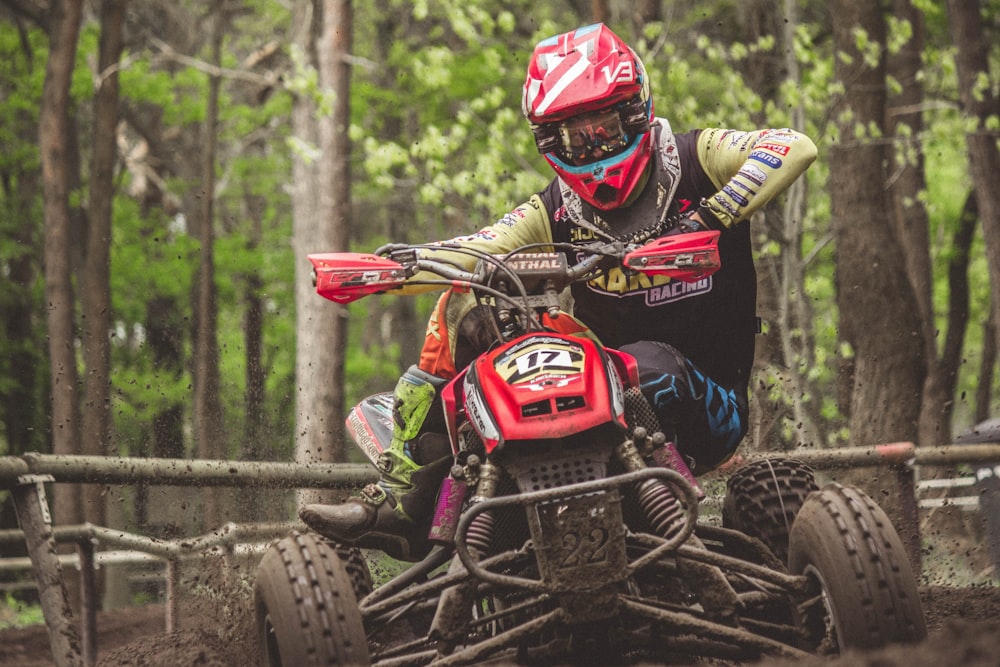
[{"xmin": 2, "ymin": 444, "xmax": 999, "ymax": 667}]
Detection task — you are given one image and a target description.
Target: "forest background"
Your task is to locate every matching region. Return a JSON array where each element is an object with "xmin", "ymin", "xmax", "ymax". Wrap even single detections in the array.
[{"xmin": 1, "ymin": 0, "xmax": 999, "ymax": 546}]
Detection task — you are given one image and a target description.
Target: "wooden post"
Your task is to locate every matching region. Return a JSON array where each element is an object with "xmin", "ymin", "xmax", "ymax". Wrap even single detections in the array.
[{"xmin": 11, "ymin": 475, "xmax": 83, "ymax": 667}]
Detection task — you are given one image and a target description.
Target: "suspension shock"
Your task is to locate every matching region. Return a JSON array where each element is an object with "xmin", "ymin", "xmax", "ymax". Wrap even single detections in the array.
[
  {"xmin": 465, "ymin": 456, "xmax": 501, "ymax": 556},
  {"xmin": 636, "ymin": 478, "xmax": 686, "ymax": 539},
  {"xmin": 616, "ymin": 436, "xmax": 686, "ymax": 539},
  {"xmin": 466, "ymin": 511, "xmax": 497, "ymax": 555}
]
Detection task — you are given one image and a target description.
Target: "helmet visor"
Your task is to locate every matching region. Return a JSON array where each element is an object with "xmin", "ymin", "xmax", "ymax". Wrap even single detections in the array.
[{"xmin": 554, "ymin": 106, "xmax": 632, "ymax": 167}]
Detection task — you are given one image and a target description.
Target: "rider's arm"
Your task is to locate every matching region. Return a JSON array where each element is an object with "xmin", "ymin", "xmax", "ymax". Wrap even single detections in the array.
[
  {"xmin": 389, "ymin": 194, "xmax": 555, "ymax": 295},
  {"xmin": 694, "ymin": 128, "xmax": 817, "ymax": 229}
]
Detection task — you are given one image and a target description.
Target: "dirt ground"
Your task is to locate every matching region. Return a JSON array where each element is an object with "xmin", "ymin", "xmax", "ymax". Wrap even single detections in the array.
[{"xmin": 1, "ymin": 584, "xmax": 999, "ymax": 667}]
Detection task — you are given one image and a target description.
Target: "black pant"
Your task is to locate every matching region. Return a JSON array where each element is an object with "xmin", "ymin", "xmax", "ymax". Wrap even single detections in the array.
[{"xmin": 620, "ymin": 340, "xmax": 748, "ymax": 474}]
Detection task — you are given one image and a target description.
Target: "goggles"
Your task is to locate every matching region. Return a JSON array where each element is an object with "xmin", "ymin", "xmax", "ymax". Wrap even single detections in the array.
[
  {"xmin": 554, "ymin": 106, "xmax": 631, "ymax": 166},
  {"xmin": 531, "ymin": 97, "xmax": 650, "ymax": 167}
]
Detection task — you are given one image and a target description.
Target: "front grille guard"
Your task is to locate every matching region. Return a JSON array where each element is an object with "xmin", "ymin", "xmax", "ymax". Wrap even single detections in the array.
[{"xmin": 453, "ymin": 467, "xmax": 700, "ymax": 594}]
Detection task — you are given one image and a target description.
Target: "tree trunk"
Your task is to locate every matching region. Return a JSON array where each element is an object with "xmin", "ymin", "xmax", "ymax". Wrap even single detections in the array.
[
  {"xmin": 886, "ymin": 1, "xmax": 952, "ymax": 448},
  {"xmin": 292, "ymin": 0, "xmax": 352, "ymax": 504},
  {"xmin": 40, "ymin": 0, "xmax": 85, "ymax": 530},
  {"xmin": 80, "ymin": 0, "xmax": 125, "ymax": 534},
  {"xmin": 241, "ymin": 192, "xmax": 266, "ymax": 519},
  {"xmin": 2, "ymin": 174, "xmax": 44, "ymax": 457},
  {"xmin": 932, "ymin": 193, "xmax": 976, "ymax": 438},
  {"xmin": 977, "ymin": 304, "xmax": 996, "ymax": 423},
  {"xmin": 192, "ymin": 2, "xmax": 227, "ymax": 529},
  {"xmin": 319, "ymin": 0, "xmax": 351, "ymax": 464},
  {"xmin": 370, "ymin": 3, "xmax": 418, "ymax": 377},
  {"xmin": 945, "ymin": 0, "xmax": 1000, "ymax": 390},
  {"xmin": 829, "ymin": 1, "xmax": 924, "ymax": 450}
]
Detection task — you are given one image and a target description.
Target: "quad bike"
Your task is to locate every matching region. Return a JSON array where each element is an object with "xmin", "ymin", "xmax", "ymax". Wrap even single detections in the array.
[{"xmin": 254, "ymin": 232, "xmax": 927, "ymax": 666}]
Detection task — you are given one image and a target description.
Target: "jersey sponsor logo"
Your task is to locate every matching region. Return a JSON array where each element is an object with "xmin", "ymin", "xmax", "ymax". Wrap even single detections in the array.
[
  {"xmin": 756, "ymin": 141, "xmax": 791, "ymax": 156},
  {"xmin": 713, "ymin": 194, "xmax": 740, "ymax": 218},
  {"xmin": 729, "ymin": 178, "xmax": 758, "ymax": 195},
  {"xmin": 497, "ymin": 212, "xmax": 518, "ymax": 228},
  {"xmin": 722, "ymin": 185, "xmax": 749, "ymax": 208},
  {"xmin": 450, "ymin": 228, "xmax": 499, "ymax": 243},
  {"xmin": 644, "ymin": 276, "xmax": 712, "ymax": 306},
  {"xmin": 737, "ymin": 164, "xmax": 769, "ymax": 186},
  {"xmin": 570, "ymin": 227, "xmax": 598, "ymax": 242},
  {"xmin": 712, "ymin": 130, "xmax": 734, "ymax": 149},
  {"xmin": 727, "ymin": 131, "xmax": 751, "ymax": 149},
  {"xmin": 749, "ymin": 150, "xmax": 782, "ymax": 169},
  {"xmin": 587, "ymin": 265, "xmax": 713, "ymax": 306},
  {"xmin": 588, "ymin": 266, "xmax": 671, "ymax": 296},
  {"xmin": 764, "ymin": 130, "xmax": 801, "ymax": 143}
]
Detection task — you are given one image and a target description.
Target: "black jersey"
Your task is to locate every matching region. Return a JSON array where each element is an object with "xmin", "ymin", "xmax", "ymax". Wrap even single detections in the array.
[{"xmin": 543, "ymin": 130, "xmax": 756, "ymax": 390}]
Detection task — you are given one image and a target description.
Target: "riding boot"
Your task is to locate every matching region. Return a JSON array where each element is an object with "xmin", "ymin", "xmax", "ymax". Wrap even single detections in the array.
[{"xmin": 299, "ymin": 366, "xmax": 451, "ymax": 562}]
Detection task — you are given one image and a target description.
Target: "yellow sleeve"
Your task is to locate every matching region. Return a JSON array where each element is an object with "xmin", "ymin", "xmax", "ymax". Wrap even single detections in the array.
[
  {"xmin": 390, "ymin": 194, "xmax": 555, "ymax": 295},
  {"xmin": 696, "ymin": 128, "xmax": 817, "ymax": 228}
]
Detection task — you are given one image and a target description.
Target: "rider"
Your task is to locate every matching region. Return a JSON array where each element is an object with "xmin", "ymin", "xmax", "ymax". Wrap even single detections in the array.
[{"xmin": 300, "ymin": 23, "xmax": 817, "ymax": 561}]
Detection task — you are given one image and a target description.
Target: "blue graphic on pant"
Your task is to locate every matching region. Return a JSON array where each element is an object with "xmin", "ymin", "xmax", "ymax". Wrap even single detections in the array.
[{"xmin": 620, "ymin": 340, "xmax": 747, "ymax": 473}]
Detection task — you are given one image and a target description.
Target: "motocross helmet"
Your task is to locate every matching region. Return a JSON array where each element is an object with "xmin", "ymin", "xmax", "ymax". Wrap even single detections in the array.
[{"xmin": 522, "ymin": 23, "xmax": 653, "ymax": 210}]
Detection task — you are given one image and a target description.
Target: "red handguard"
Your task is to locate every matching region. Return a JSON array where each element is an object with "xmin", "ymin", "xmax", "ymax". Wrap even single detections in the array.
[
  {"xmin": 308, "ymin": 252, "xmax": 407, "ymax": 304},
  {"xmin": 623, "ymin": 230, "xmax": 721, "ymax": 283}
]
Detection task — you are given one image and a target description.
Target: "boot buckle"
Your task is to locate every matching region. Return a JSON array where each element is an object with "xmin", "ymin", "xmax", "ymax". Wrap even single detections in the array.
[
  {"xmin": 360, "ymin": 483, "xmax": 388, "ymax": 506},
  {"xmin": 376, "ymin": 452, "xmax": 394, "ymax": 474}
]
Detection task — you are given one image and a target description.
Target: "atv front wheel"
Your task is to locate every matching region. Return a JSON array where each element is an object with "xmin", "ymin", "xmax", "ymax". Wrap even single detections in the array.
[
  {"xmin": 788, "ymin": 483, "xmax": 926, "ymax": 653},
  {"xmin": 722, "ymin": 457, "xmax": 818, "ymax": 563},
  {"xmin": 254, "ymin": 531, "xmax": 370, "ymax": 666}
]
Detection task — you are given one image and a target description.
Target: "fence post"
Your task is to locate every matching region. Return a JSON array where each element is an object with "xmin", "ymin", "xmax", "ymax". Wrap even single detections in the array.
[
  {"xmin": 77, "ymin": 538, "xmax": 98, "ymax": 666},
  {"xmin": 165, "ymin": 558, "xmax": 179, "ymax": 633},
  {"xmin": 892, "ymin": 463, "xmax": 922, "ymax": 575},
  {"xmin": 11, "ymin": 475, "xmax": 83, "ymax": 667},
  {"xmin": 976, "ymin": 464, "xmax": 1000, "ymax": 580}
]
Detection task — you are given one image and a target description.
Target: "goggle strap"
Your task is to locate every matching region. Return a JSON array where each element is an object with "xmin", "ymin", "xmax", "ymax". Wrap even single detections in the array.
[
  {"xmin": 532, "ymin": 124, "xmax": 560, "ymax": 154},
  {"xmin": 620, "ymin": 97, "xmax": 651, "ymax": 135}
]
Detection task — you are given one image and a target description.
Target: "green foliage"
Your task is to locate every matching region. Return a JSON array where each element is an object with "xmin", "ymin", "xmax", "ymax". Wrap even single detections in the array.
[
  {"xmin": 0, "ymin": 594, "xmax": 44, "ymax": 629},
  {"xmin": 3, "ymin": 0, "xmax": 1000, "ymax": 475}
]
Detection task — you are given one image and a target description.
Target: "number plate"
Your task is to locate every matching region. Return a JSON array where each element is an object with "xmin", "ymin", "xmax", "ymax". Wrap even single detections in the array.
[{"xmin": 530, "ymin": 491, "xmax": 628, "ymax": 591}]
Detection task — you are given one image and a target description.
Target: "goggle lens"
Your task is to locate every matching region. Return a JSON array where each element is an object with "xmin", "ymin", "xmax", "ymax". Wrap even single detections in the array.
[{"xmin": 554, "ymin": 107, "xmax": 631, "ymax": 166}]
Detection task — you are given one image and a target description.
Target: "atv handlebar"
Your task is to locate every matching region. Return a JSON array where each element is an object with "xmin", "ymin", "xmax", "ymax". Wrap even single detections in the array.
[{"xmin": 308, "ymin": 230, "xmax": 721, "ymax": 306}]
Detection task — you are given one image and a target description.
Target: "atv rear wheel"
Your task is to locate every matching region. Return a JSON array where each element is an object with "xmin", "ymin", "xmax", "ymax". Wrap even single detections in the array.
[
  {"xmin": 722, "ymin": 457, "xmax": 818, "ymax": 563},
  {"xmin": 788, "ymin": 483, "xmax": 926, "ymax": 652},
  {"xmin": 254, "ymin": 531, "xmax": 371, "ymax": 666}
]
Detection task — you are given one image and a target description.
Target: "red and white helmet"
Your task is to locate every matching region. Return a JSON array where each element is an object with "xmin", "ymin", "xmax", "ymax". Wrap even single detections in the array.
[{"xmin": 522, "ymin": 24, "xmax": 653, "ymax": 210}]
